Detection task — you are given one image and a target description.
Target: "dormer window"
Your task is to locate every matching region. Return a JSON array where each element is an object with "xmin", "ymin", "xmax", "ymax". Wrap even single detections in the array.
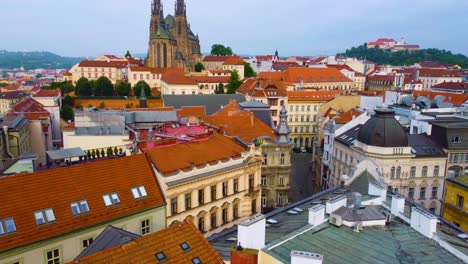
[
  {"xmin": 180, "ymin": 242, "xmax": 191, "ymax": 251},
  {"xmin": 71, "ymin": 200, "xmax": 90, "ymax": 215},
  {"xmin": 452, "ymin": 136, "xmax": 462, "ymax": 143},
  {"xmin": 131, "ymin": 186, "xmax": 148, "ymax": 199},
  {"xmin": 103, "ymin": 193, "xmax": 120, "ymax": 207},
  {"xmin": 0, "ymin": 218, "xmax": 16, "ymax": 235},
  {"xmin": 34, "ymin": 208, "xmax": 56, "ymax": 225},
  {"xmin": 192, "ymin": 257, "xmax": 201, "ymax": 264},
  {"xmin": 155, "ymin": 252, "xmax": 166, "ymax": 262}
]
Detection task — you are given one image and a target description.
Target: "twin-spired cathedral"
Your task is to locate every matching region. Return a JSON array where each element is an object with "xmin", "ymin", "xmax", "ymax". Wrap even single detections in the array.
[{"xmin": 147, "ymin": 0, "xmax": 202, "ymax": 72}]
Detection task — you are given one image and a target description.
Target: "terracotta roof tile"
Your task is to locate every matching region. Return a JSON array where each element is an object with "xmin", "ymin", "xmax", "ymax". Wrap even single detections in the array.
[
  {"xmin": 70, "ymin": 220, "xmax": 224, "ymax": 264},
  {"xmin": 145, "ymin": 133, "xmax": 247, "ymax": 175},
  {"xmin": 287, "ymin": 90, "xmax": 342, "ymax": 102},
  {"xmin": 237, "ymin": 79, "xmax": 289, "ymax": 98},
  {"xmin": 222, "ymin": 56, "xmax": 244, "ymax": 66},
  {"xmin": 413, "ymin": 91, "xmax": 468, "ymax": 106},
  {"xmin": 0, "ymin": 155, "xmax": 165, "ymax": 252},
  {"xmin": 418, "ymin": 68, "xmax": 461, "ymax": 77},
  {"xmin": 203, "ymin": 55, "xmax": 237, "ymax": 62},
  {"xmin": 79, "ymin": 60, "xmax": 129, "ymax": 68},
  {"xmin": 176, "ymin": 106, "xmax": 207, "ymax": 118},
  {"xmin": 259, "ymin": 68, "xmax": 352, "ymax": 83},
  {"xmin": 73, "ymin": 99, "xmax": 163, "ymax": 109},
  {"xmin": 11, "ymin": 98, "xmax": 50, "ymax": 120},
  {"xmin": 334, "ymin": 108, "xmax": 363, "ymax": 124},
  {"xmin": 190, "ymin": 76, "xmax": 230, "ymax": 83},
  {"xmin": 34, "ymin": 89, "xmax": 61, "ymax": 97}
]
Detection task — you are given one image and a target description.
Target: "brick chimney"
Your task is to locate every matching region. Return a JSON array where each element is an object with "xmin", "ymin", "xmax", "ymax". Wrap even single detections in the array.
[{"xmin": 230, "ymin": 245, "xmax": 259, "ymax": 264}]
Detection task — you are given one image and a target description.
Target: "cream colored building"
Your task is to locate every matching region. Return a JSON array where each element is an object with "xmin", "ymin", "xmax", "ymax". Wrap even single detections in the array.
[
  {"xmin": 146, "ymin": 133, "xmax": 263, "ymax": 237},
  {"xmin": 417, "ymin": 69, "xmax": 462, "ymax": 90},
  {"xmin": 68, "ymin": 60, "xmax": 128, "ymax": 85},
  {"xmin": 330, "ymin": 109, "xmax": 447, "ymax": 214},
  {"xmin": 0, "ymin": 155, "xmax": 166, "ymax": 264},
  {"xmin": 0, "ymin": 91, "xmax": 25, "ymax": 114},
  {"xmin": 287, "ymin": 91, "xmax": 341, "ymax": 148},
  {"xmin": 128, "ymin": 66, "xmax": 163, "ymax": 90}
]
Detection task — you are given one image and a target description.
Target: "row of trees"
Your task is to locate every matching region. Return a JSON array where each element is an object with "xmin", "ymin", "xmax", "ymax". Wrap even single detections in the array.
[
  {"xmin": 82, "ymin": 147, "xmax": 124, "ymax": 160},
  {"xmin": 338, "ymin": 44, "xmax": 468, "ymax": 68},
  {"xmin": 75, "ymin": 77, "xmax": 151, "ymax": 97}
]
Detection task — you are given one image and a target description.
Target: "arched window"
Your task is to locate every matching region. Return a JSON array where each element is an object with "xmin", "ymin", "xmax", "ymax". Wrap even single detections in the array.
[
  {"xmin": 433, "ymin": 166, "xmax": 439, "ymax": 177},
  {"xmin": 390, "ymin": 167, "xmax": 395, "ymax": 179},
  {"xmin": 280, "ymin": 153, "xmax": 285, "ymax": 165},
  {"xmin": 163, "ymin": 43, "xmax": 168, "ymax": 67},
  {"xmin": 422, "ymin": 166, "xmax": 428, "ymax": 177},
  {"xmin": 396, "ymin": 166, "xmax": 401, "ymax": 179},
  {"xmin": 410, "ymin": 166, "xmax": 416, "ymax": 177},
  {"xmin": 156, "ymin": 43, "xmax": 161, "ymax": 67}
]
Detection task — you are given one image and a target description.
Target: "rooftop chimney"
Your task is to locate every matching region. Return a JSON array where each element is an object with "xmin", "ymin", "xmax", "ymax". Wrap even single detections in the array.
[
  {"xmin": 410, "ymin": 207, "xmax": 437, "ymax": 239},
  {"xmin": 230, "ymin": 244, "xmax": 259, "ymax": 264},
  {"xmin": 291, "ymin": 251, "xmax": 323, "ymax": 264},
  {"xmin": 391, "ymin": 194, "xmax": 405, "ymax": 216},
  {"xmin": 326, "ymin": 195, "xmax": 347, "ymax": 214},
  {"xmin": 237, "ymin": 214, "xmax": 266, "ymax": 250},
  {"xmin": 308, "ymin": 204, "xmax": 325, "ymax": 226}
]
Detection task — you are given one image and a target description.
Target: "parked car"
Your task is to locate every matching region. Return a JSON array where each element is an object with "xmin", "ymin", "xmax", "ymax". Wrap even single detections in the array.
[
  {"xmin": 293, "ymin": 148, "xmax": 301, "ymax": 153},
  {"xmin": 300, "ymin": 147, "xmax": 307, "ymax": 153}
]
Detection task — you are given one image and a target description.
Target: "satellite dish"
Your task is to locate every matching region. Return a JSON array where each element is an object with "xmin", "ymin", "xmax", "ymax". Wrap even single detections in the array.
[{"xmin": 415, "ymin": 96, "xmax": 431, "ymax": 109}]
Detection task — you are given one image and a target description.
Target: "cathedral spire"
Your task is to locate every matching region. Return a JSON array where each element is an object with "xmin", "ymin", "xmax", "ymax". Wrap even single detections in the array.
[
  {"xmin": 175, "ymin": 0, "xmax": 186, "ymax": 16},
  {"xmin": 152, "ymin": 0, "xmax": 163, "ymax": 17}
]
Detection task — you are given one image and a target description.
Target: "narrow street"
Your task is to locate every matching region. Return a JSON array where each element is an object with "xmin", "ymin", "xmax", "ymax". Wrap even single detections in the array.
[{"xmin": 289, "ymin": 151, "xmax": 319, "ymax": 203}]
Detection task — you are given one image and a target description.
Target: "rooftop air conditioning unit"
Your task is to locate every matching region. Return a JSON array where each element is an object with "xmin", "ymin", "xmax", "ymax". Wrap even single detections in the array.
[{"xmin": 329, "ymin": 215, "xmax": 342, "ymax": 227}]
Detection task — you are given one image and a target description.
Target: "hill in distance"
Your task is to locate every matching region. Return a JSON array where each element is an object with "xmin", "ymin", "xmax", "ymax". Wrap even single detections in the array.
[{"xmin": 0, "ymin": 50, "xmax": 84, "ymax": 70}]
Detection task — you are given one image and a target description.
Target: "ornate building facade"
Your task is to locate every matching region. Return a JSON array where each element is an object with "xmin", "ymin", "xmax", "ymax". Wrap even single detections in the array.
[{"xmin": 147, "ymin": 0, "xmax": 202, "ymax": 72}]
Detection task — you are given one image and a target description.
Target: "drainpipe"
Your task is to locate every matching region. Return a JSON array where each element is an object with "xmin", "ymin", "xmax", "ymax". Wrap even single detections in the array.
[{"xmin": 3, "ymin": 126, "xmax": 14, "ymax": 158}]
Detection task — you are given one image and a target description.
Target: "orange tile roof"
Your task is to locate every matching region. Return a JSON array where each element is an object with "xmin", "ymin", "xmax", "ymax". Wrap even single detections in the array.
[
  {"xmin": 34, "ymin": 89, "xmax": 61, "ymax": 97},
  {"xmin": 237, "ymin": 79, "xmax": 289, "ymax": 98},
  {"xmin": 11, "ymin": 98, "xmax": 50, "ymax": 120},
  {"xmin": 222, "ymin": 56, "xmax": 244, "ymax": 66},
  {"xmin": 285, "ymin": 67, "xmax": 353, "ymax": 83},
  {"xmin": 418, "ymin": 68, "xmax": 461, "ymax": 77},
  {"xmin": 162, "ymin": 72, "xmax": 198, "ymax": 85},
  {"xmin": 176, "ymin": 106, "xmax": 207, "ymax": 118},
  {"xmin": 70, "ymin": 219, "xmax": 224, "ymax": 264},
  {"xmin": 129, "ymin": 66, "xmax": 165, "ymax": 74},
  {"xmin": 334, "ymin": 108, "xmax": 363, "ymax": 124},
  {"xmin": 256, "ymin": 55, "xmax": 274, "ymax": 61},
  {"xmin": 287, "ymin": 90, "xmax": 342, "ymax": 102},
  {"xmin": 145, "ymin": 132, "xmax": 247, "ymax": 175},
  {"xmin": 257, "ymin": 71, "xmax": 286, "ymax": 81},
  {"xmin": 0, "ymin": 155, "xmax": 165, "ymax": 252},
  {"xmin": 203, "ymin": 55, "xmax": 237, "ymax": 62},
  {"xmin": 413, "ymin": 91, "xmax": 468, "ymax": 106},
  {"xmin": 190, "ymin": 76, "xmax": 230, "ymax": 83},
  {"xmin": 78, "ymin": 60, "xmax": 129, "ymax": 68},
  {"xmin": 204, "ymin": 101, "xmax": 277, "ymax": 142}
]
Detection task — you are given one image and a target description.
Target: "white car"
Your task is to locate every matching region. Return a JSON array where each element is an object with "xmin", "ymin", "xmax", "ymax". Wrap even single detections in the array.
[{"xmin": 300, "ymin": 147, "xmax": 307, "ymax": 153}]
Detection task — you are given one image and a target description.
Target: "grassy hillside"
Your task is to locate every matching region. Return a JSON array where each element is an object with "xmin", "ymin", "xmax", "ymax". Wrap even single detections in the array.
[{"xmin": 0, "ymin": 50, "xmax": 84, "ymax": 70}]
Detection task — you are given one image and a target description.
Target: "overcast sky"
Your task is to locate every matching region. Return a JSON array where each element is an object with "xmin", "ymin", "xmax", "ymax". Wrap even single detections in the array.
[{"xmin": 1, "ymin": 0, "xmax": 467, "ymax": 57}]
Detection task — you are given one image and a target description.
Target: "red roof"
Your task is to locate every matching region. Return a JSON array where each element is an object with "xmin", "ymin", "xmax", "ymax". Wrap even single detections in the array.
[
  {"xmin": 326, "ymin": 64, "xmax": 356, "ymax": 72},
  {"xmin": 11, "ymin": 98, "xmax": 50, "ymax": 120},
  {"xmin": 284, "ymin": 67, "xmax": 353, "ymax": 83},
  {"xmin": 334, "ymin": 108, "xmax": 363, "ymax": 124},
  {"xmin": 431, "ymin": 81, "xmax": 468, "ymax": 90},
  {"xmin": 203, "ymin": 55, "xmax": 237, "ymax": 62},
  {"xmin": 34, "ymin": 89, "xmax": 61, "ymax": 97},
  {"xmin": 413, "ymin": 91, "xmax": 468, "ymax": 106},
  {"xmin": 237, "ymin": 79, "xmax": 288, "ymax": 97},
  {"xmin": 0, "ymin": 155, "xmax": 165, "ymax": 252},
  {"xmin": 190, "ymin": 76, "xmax": 230, "ymax": 83},
  {"xmin": 79, "ymin": 60, "xmax": 129, "ymax": 68},
  {"xmin": 256, "ymin": 55, "xmax": 274, "ymax": 61},
  {"xmin": 129, "ymin": 66, "xmax": 165, "ymax": 74},
  {"xmin": 418, "ymin": 68, "xmax": 461, "ymax": 78},
  {"xmin": 222, "ymin": 56, "xmax": 244, "ymax": 66},
  {"xmin": 287, "ymin": 90, "xmax": 342, "ymax": 102}
]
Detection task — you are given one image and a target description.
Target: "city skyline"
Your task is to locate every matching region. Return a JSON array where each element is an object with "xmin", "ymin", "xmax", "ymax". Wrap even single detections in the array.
[{"xmin": 1, "ymin": 0, "xmax": 468, "ymax": 57}]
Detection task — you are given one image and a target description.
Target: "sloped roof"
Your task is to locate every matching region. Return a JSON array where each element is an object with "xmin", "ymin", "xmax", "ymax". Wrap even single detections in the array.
[
  {"xmin": 287, "ymin": 90, "xmax": 342, "ymax": 102},
  {"xmin": 0, "ymin": 155, "xmax": 165, "ymax": 252},
  {"xmin": 78, "ymin": 60, "xmax": 129, "ymax": 68},
  {"xmin": 223, "ymin": 56, "xmax": 244, "ymax": 66},
  {"xmin": 412, "ymin": 91, "xmax": 468, "ymax": 106},
  {"xmin": 145, "ymin": 132, "xmax": 247, "ymax": 175},
  {"xmin": 34, "ymin": 89, "xmax": 61, "ymax": 97},
  {"xmin": 418, "ymin": 68, "xmax": 461, "ymax": 77},
  {"xmin": 71, "ymin": 220, "xmax": 224, "ymax": 264},
  {"xmin": 11, "ymin": 97, "xmax": 50, "ymax": 120},
  {"xmin": 237, "ymin": 79, "xmax": 289, "ymax": 97},
  {"xmin": 260, "ymin": 67, "xmax": 352, "ymax": 83},
  {"xmin": 334, "ymin": 108, "xmax": 363, "ymax": 124},
  {"xmin": 163, "ymin": 94, "xmax": 246, "ymax": 115}
]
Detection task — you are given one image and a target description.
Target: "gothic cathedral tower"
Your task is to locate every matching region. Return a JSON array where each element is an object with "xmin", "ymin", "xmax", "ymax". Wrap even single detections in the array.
[{"xmin": 147, "ymin": 0, "xmax": 202, "ymax": 72}]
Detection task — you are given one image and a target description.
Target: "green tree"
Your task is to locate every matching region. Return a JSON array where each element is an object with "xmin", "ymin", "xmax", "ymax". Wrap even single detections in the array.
[
  {"xmin": 60, "ymin": 105, "xmax": 74, "ymax": 121},
  {"xmin": 106, "ymin": 147, "xmax": 113, "ymax": 156},
  {"xmin": 95, "ymin": 76, "xmax": 114, "ymax": 96},
  {"xmin": 194, "ymin": 62, "xmax": 205, "ymax": 72},
  {"xmin": 100, "ymin": 149, "xmax": 105, "ymax": 157},
  {"xmin": 116, "ymin": 82, "xmax": 131, "ymax": 96},
  {"xmin": 62, "ymin": 95, "xmax": 74, "ymax": 107},
  {"xmin": 211, "ymin": 44, "xmax": 233, "ymax": 56},
  {"xmin": 216, "ymin": 83, "xmax": 225, "ymax": 94},
  {"xmin": 91, "ymin": 149, "xmax": 96, "ymax": 159},
  {"xmin": 133, "ymin": 80, "xmax": 151, "ymax": 97},
  {"xmin": 226, "ymin": 70, "xmax": 242, "ymax": 94},
  {"xmin": 114, "ymin": 146, "xmax": 118, "ymax": 155},
  {"xmin": 243, "ymin": 61, "xmax": 257, "ymax": 77},
  {"xmin": 96, "ymin": 149, "xmax": 101, "ymax": 158},
  {"xmin": 125, "ymin": 50, "xmax": 132, "ymax": 58},
  {"xmin": 75, "ymin": 77, "xmax": 92, "ymax": 96}
]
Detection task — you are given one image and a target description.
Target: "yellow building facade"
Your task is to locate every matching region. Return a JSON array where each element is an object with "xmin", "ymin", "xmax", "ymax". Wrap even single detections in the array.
[{"xmin": 442, "ymin": 175, "xmax": 468, "ymax": 231}]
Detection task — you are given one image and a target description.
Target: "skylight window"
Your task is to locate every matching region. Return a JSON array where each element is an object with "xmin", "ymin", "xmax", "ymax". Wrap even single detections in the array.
[
  {"xmin": 131, "ymin": 186, "xmax": 148, "ymax": 199},
  {"xmin": 155, "ymin": 252, "xmax": 166, "ymax": 261},
  {"xmin": 0, "ymin": 218, "xmax": 16, "ymax": 235},
  {"xmin": 34, "ymin": 208, "xmax": 56, "ymax": 225},
  {"xmin": 180, "ymin": 242, "xmax": 191, "ymax": 251},
  {"xmin": 71, "ymin": 200, "xmax": 90, "ymax": 215},
  {"xmin": 103, "ymin": 193, "xmax": 120, "ymax": 207},
  {"xmin": 192, "ymin": 257, "xmax": 201, "ymax": 264}
]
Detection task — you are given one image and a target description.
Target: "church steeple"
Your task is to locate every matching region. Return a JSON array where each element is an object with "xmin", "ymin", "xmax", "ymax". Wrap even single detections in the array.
[
  {"xmin": 275, "ymin": 106, "xmax": 292, "ymax": 145},
  {"xmin": 152, "ymin": 0, "xmax": 163, "ymax": 17},
  {"xmin": 175, "ymin": 0, "xmax": 186, "ymax": 16}
]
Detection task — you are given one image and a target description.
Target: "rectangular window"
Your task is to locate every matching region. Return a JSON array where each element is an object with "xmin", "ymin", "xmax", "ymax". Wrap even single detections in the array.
[
  {"xmin": 222, "ymin": 182, "xmax": 228, "ymax": 197},
  {"xmin": 457, "ymin": 195, "xmax": 464, "ymax": 209},
  {"xmin": 279, "ymin": 175, "xmax": 284, "ymax": 186},
  {"xmin": 198, "ymin": 189, "xmax": 204, "ymax": 205},
  {"xmin": 131, "ymin": 186, "xmax": 148, "ymax": 199},
  {"xmin": 198, "ymin": 217, "xmax": 205, "ymax": 233},
  {"xmin": 141, "ymin": 219, "xmax": 151, "ymax": 235},
  {"xmin": 261, "ymin": 175, "xmax": 267, "ymax": 186},
  {"xmin": 277, "ymin": 193, "xmax": 283, "ymax": 206},
  {"xmin": 408, "ymin": 188, "xmax": 415, "ymax": 199},
  {"xmin": 171, "ymin": 198, "xmax": 178, "ymax": 215},
  {"xmin": 234, "ymin": 179, "xmax": 239, "ymax": 193},
  {"xmin": 103, "ymin": 193, "xmax": 120, "ymax": 206},
  {"xmin": 261, "ymin": 194, "xmax": 267, "ymax": 208},
  {"xmin": 46, "ymin": 248, "xmax": 60, "ymax": 264},
  {"xmin": 185, "ymin": 193, "xmax": 192, "ymax": 210},
  {"xmin": 0, "ymin": 218, "xmax": 16, "ymax": 235},
  {"xmin": 222, "ymin": 208, "xmax": 228, "ymax": 225},
  {"xmin": 210, "ymin": 212, "xmax": 217, "ymax": 229},
  {"xmin": 419, "ymin": 187, "xmax": 426, "ymax": 200},
  {"xmin": 431, "ymin": 187, "xmax": 438, "ymax": 199},
  {"xmin": 251, "ymin": 199, "xmax": 257, "ymax": 214},
  {"xmin": 211, "ymin": 185, "xmax": 217, "ymax": 201},
  {"xmin": 34, "ymin": 209, "xmax": 56, "ymax": 225},
  {"xmin": 71, "ymin": 200, "xmax": 90, "ymax": 216},
  {"xmin": 249, "ymin": 174, "xmax": 255, "ymax": 191},
  {"xmin": 82, "ymin": 237, "xmax": 94, "ymax": 250},
  {"xmin": 233, "ymin": 204, "xmax": 239, "ymax": 219}
]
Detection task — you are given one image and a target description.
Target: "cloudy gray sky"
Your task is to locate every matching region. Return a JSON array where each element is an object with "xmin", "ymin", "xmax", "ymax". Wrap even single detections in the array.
[{"xmin": 1, "ymin": 0, "xmax": 467, "ymax": 57}]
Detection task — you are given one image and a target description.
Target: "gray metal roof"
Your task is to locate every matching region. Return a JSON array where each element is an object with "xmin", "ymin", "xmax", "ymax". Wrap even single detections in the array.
[
  {"xmin": 76, "ymin": 226, "xmax": 141, "ymax": 259},
  {"xmin": 163, "ymin": 94, "xmax": 246, "ymax": 115},
  {"xmin": 124, "ymin": 111, "xmax": 178, "ymax": 124},
  {"xmin": 239, "ymin": 101, "xmax": 270, "ymax": 108},
  {"xmin": 408, "ymin": 134, "xmax": 446, "ymax": 157},
  {"xmin": 333, "ymin": 205, "xmax": 386, "ymax": 222},
  {"xmin": 357, "ymin": 109, "xmax": 408, "ymax": 147},
  {"xmin": 46, "ymin": 148, "xmax": 86, "ymax": 161}
]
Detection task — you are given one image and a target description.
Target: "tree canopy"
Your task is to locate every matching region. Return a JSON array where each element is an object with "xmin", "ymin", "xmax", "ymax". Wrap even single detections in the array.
[
  {"xmin": 133, "ymin": 80, "xmax": 151, "ymax": 97},
  {"xmin": 115, "ymin": 82, "xmax": 131, "ymax": 96},
  {"xmin": 337, "ymin": 44, "xmax": 468, "ymax": 68},
  {"xmin": 215, "ymin": 83, "xmax": 225, "ymax": 94},
  {"xmin": 211, "ymin": 44, "xmax": 233, "ymax": 56},
  {"xmin": 94, "ymin": 76, "xmax": 114, "ymax": 96},
  {"xmin": 227, "ymin": 70, "xmax": 242, "ymax": 94},
  {"xmin": 195, "ymin": 62, "xmax": 205, "ymax": 72},
  {"xmin": 243, "ymin": 61, "xmax": 257, "ymax": 77},
  {"xmin": 125, "ymin": 50, "xmax": 132, "ymax": 58},
  {"xmin": 61, "ymin": 105, "xmax": 74, "ymax": 122},
  {"xmin": 75, "ymin": 77, "xmax": 93, "ymax": 96}
]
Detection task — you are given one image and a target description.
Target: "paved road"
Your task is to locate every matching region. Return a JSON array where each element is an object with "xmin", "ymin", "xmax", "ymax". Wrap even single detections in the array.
[{"xmin": 289, "ymin": 152, "xmax": 319, "ymax": 203}]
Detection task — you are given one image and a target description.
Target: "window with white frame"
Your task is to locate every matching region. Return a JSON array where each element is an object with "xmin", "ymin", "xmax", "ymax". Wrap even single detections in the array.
[
  {"xmin": 103, "ymin": 193, "xmax": 120, "ymax": 207},
  {"xmin": 34, "ymin": 208, "xmax": 56, "ymax": 225},
  {"xmin": 131, "ymin": 186, "xmax": 148, "ymax": 199},
  {"xmin": 0, "ymin": 218, "xmax": 16, "ymax": 235},
  {"xmin": 141, "ymin": 219, "xmax": 151, "ymax": 235},
  {"xmin": 70, "ymin": 200, "xmax": 90, "ymax": 216},
  {"xmin": 46, "ymin": 248, "xmax": 60, "ymax": 264}
]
